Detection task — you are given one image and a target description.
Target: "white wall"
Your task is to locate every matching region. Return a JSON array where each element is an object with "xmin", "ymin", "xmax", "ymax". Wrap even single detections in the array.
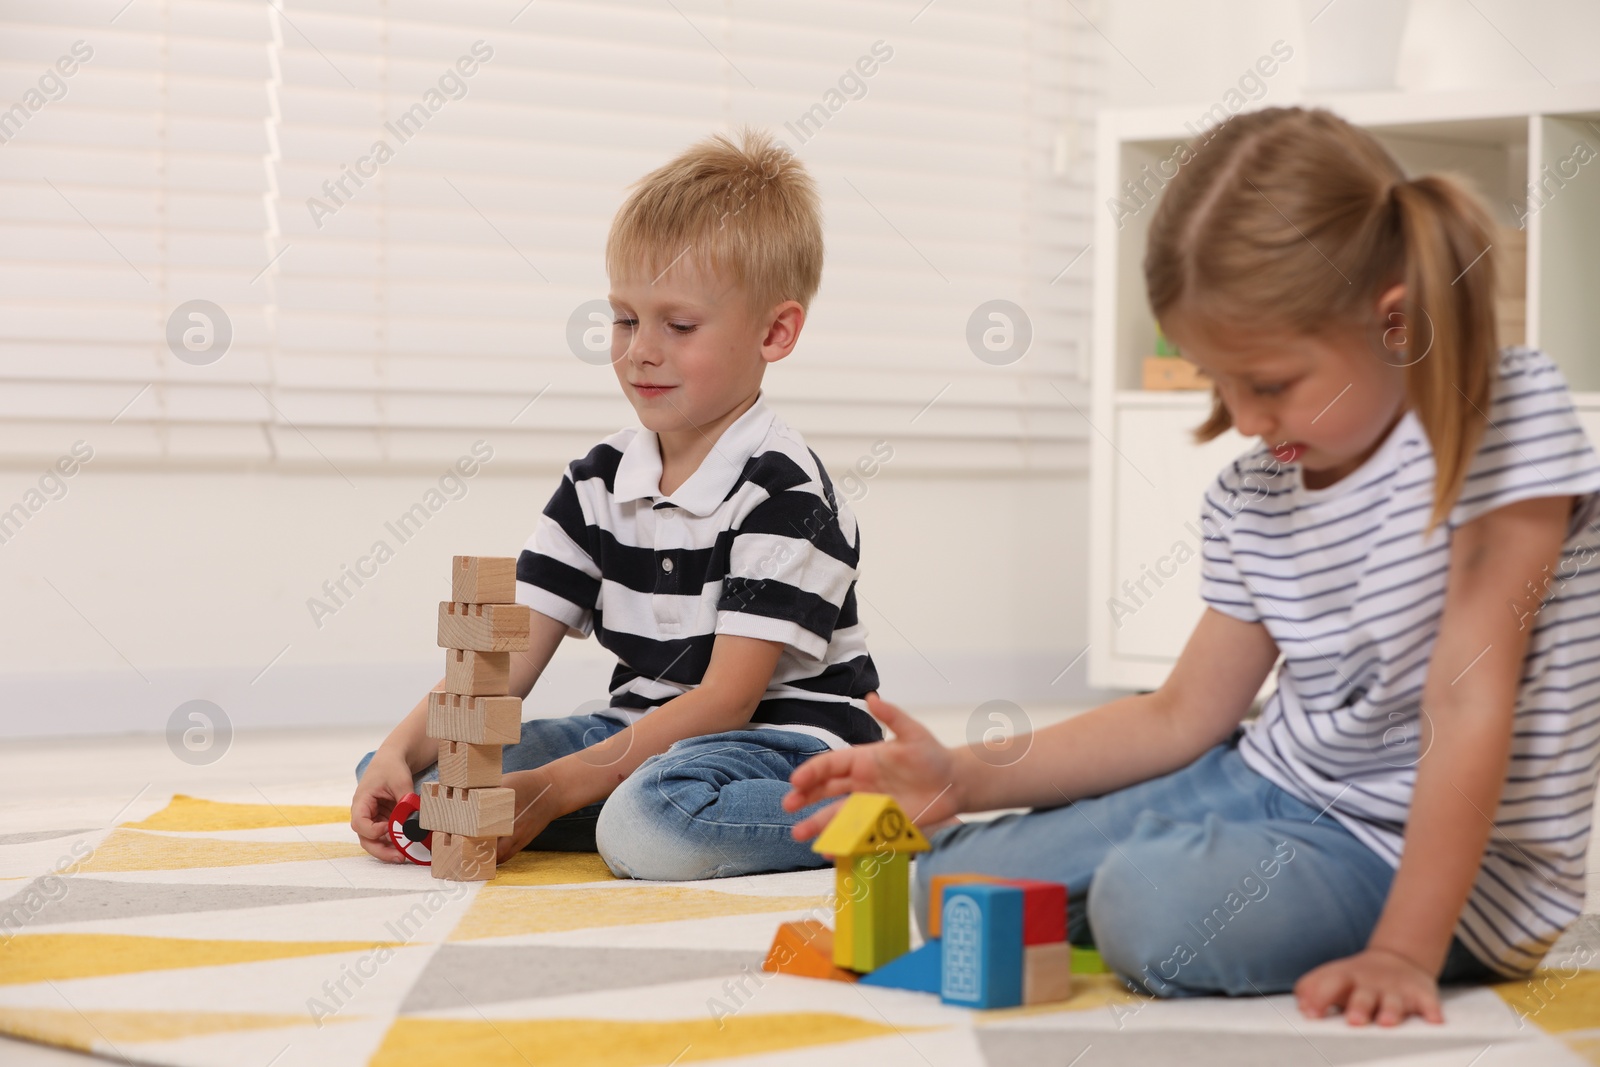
[
  {"xmin": 1097, "ymin": 0, "xmax": 1600, "ymax": 109},
  {"xmin": 0, "ymin": 458, "xmax": 1091, "ymax": 738}
]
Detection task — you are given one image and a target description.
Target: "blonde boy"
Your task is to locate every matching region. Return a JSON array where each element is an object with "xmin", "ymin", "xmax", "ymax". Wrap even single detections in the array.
[{"xmin": 352, "ymin": 127, "xmax": 883, "ymax": 878}]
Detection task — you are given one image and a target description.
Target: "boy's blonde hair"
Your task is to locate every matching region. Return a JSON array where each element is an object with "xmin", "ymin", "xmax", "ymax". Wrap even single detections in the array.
[
  {"xmin": 1145, "ymin": 106, "xmax": 1502, "ymax": 534},
  {"xmin": 606, "ymin": 126, "xmax": 824, "ymax": 317}
]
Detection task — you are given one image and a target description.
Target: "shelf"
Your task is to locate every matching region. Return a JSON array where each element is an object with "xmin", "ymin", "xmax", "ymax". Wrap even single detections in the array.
[{"xmin": 1090, "ymin": 87, "xmax": 1600, "ymax": 692}]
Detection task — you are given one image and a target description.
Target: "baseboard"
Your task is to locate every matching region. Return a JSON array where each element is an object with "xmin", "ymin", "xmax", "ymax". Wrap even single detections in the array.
[{"xmin": 0, "ymin": 650, "xmax": 1122, "ymax": 740}]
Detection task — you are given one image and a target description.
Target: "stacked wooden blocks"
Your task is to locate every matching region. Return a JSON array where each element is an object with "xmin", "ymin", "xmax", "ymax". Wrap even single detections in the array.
[
  {"xmin": 763, "ymin": 793, "xmax": 1093, "ymax": 1010},
  {"xmin": 421, "ymin": 556, "xmax": 528, "ymax": 881}
]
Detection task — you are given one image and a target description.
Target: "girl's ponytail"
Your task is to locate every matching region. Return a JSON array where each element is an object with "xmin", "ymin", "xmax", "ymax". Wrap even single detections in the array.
[{"xmin": 1391, "ymin": 176, "xmax": 1499, "ymax": 534}]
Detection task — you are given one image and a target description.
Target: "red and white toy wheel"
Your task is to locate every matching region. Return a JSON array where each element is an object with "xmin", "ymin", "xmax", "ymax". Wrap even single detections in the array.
[{"xmin": 388, "ymin": 792, "xmax": 432, "ymax": 865}]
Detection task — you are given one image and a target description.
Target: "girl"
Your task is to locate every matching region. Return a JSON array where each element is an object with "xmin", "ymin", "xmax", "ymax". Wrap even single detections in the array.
[{"xmin": 783, "ymin": 106, "xmax": 1600, "ymax": 1026}]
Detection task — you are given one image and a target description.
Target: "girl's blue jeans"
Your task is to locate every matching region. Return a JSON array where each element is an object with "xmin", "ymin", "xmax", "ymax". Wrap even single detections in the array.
[
  {"xmin": 914, "ymin": 734, "xmax": 1500, "ymax": 997},
  {"xmin": 355, "ymin": 713, "xmax": 838, "ymax": 881}
]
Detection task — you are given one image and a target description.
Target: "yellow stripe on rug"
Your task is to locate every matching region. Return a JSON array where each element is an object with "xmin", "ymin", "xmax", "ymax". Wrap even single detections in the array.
[
  {"xmin": 369, "ymin": 1012, "xmax": 939, "ymax": 1067},
  {"xmin": 0, "ymin": 1007, "xmax": 349, "ymax": 1050},
  {"xmin": 0, "ymin": 933, "xmax": 405, "ymax": 985},
  {"xmin": 75, "ymin": 829, "xmax": 366, "ymax": 873},
  {"xmin": 1494, "ymin": 971, "xmax": 1600, "ymax": 1033},
  {"xmin": 124, "ymin": 795, "xmax": 349, "ymax": 832},
  {"xmin": 452, "ymin": 885, "xmax": 831, "ymax": 940},
  {"xmin": 489, "ymin": 850, "xmax": 618, "ymax": 886}
]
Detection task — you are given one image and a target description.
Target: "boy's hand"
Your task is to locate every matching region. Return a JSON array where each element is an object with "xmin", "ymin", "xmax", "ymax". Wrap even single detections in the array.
[
  {"xmin": 351, "ymin": 750, "xmax": 415, "ymax": 863},
  {"xmin": 1295, "ymin": 947, "xmax": 1444, "ymax": 1026},
  {"xmin": 495, "ymin": 766, "xmax": 566, "ymax": 862},
  {"xmin": 783, "ymin": 693, "xmax": 963, "ymax": 841}
]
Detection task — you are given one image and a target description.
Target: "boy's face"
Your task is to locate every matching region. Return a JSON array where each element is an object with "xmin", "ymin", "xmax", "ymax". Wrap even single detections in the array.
[{"xmin": 607, "ymin": 259, "xmax": 798, "ymax": 437}]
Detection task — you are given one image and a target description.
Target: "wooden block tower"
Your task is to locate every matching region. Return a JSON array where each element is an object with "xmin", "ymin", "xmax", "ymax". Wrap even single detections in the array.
[{"xmin": 420, "ymin": 556, "xmax": 529, "ymax": 881}]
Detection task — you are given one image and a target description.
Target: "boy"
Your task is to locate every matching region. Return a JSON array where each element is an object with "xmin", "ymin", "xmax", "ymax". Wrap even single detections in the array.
[{"xmin": 351, "ymin": 127, "xmax": 884, "ymax": 880}]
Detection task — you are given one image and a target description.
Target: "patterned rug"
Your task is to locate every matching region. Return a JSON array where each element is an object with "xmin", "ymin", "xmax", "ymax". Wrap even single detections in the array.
[{"xmin": 1, "ymin": 788, "xmax": 1597, "ymax": 1066}]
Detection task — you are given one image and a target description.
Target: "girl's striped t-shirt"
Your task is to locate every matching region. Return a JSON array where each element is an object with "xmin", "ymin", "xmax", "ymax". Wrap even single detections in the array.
[{"xmin": 1200, "ymin": 345, "xmax": 1600, "ymax": 976}]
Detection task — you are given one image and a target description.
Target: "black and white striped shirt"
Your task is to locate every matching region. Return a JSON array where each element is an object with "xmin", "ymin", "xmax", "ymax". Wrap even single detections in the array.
[
  {"xmin": 516, "ymin": 393, "xmax": 883, "ymax": 749},
  {"xmin": 1200, "ymin": 346, "xmax": 1600, "ymax": 977}
]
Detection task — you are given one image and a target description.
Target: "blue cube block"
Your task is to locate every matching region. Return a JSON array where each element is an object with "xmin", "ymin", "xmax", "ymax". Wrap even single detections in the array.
[{"xmin": 939, "ymin": 883, "xmax": 1024, "ymax": 1009}]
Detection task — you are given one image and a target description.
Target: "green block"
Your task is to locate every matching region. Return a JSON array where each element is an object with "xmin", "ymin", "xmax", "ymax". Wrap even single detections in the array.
[
  {"xmin": 1071, "ymin": 945, "xmax": 1109, "ymax": 973},
  {"xmin": 845, "ymin": 851, "xmax": 910, "ymax": 973}
]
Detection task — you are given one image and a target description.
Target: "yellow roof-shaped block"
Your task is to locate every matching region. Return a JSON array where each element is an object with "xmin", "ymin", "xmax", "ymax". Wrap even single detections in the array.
[{"xmin": 811, "ymin": 794, "xmax": 931, "ymax": 857}]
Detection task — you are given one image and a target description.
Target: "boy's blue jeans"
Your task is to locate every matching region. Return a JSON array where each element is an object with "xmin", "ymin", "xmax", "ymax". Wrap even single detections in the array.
[
  {"xmin": 914, "ymin": 735, "xmax": 1500, "ymax": 997},
  {"xmin": 355, "ymin": 713, "xmax": 838, "ymax": 880}
]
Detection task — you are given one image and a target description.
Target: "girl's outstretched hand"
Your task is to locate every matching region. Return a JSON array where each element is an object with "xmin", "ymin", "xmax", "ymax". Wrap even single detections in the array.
[
  {"xmin": 783, "ymin": 693, "xmax": 964, "ymax": 841},
  {"xmin": 1294, "ymin": 947, "xmax": 1444, "ymax": 1026}
]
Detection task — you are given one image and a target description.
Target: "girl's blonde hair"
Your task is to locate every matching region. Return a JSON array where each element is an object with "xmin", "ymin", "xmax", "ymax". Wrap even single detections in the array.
[
  {"xmin": 606, "ymin": 126, "xmax": 823, "ymax": 317},
  {"xmin": 1145, "ymin": 106, "xmax": 1502, "ymax": 533}
]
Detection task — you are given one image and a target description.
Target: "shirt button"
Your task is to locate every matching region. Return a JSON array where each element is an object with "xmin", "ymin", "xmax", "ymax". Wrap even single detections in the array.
[{"xmin": 661, "ymin": 558, "xmax": 674, "ymax": 573}]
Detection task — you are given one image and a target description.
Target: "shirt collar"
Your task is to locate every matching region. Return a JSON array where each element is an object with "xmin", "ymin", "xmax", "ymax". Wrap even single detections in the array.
[{"xmin": 612, "ymin": 393, "xmax": 777, "ymax": 516}]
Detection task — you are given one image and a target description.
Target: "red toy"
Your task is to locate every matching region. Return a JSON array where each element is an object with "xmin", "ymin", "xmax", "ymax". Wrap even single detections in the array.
[{"xmin": 388, "ymin": 792, "xmax": 433, "ymax": 865}]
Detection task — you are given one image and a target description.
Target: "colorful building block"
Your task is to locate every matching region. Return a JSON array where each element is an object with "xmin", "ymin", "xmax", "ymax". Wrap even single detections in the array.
[
  {"xmin": 1071, "ymin": 945, "xmax": 1109, "ymax": 973},
  {"xmin": 928, "ymin": 873, "xmax": 1065, "ymax": 945},
  {"xmin": 927, "ymin": 873, "xmax": 1003, "ymax": 937},
  {"xmin": 859, "ymin": 938, "xmax": 942, "ymax": 993},
  {"xmin": 452, "ymin": 555, "xmax": 516, "ymax": 604},
  {"xmin": 1022, "ymin": 941, "xmax": 1073, "ymax": 1004},
  {"xmin": 940, "ymin": 883, "xmax": 1024, "ymax": 1009},
  {"xmin": 1004, "ymin": 878, "xmax": 1067, "ymax": 945},
  {"xmin": 812, "ymin": 794, "xmax": 931, "ymax": 973},
  {"xmin": 762, "ymin": 920, "xmax": 860, "ymax": 983}
]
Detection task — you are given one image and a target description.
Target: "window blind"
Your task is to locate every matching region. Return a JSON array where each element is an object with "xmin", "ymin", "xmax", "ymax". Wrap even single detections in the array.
[{"xmin": 0, "ymin": 0, "xmax": 1098, "ymax": 472}]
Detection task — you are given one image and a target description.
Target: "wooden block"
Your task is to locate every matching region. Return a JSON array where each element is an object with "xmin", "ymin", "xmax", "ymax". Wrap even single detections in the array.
[
  {"xmin": 452, "ymin": 555, "xmax": 516, "ymax": 604},
  {"xmin": 762, "ymin": 920, "xmax": 860, "ymax": 982},
  {"xmin": 1022, "ymin": 941, "xmax": 1073, "ymax": 1005},
  {"xmin": 430, "ymin": 832, "xmax": 498, "ymax": 882},
  {"xmin": 437, "ymin": 601, "xmax": 532, "ymax": 652},
  {"xmin": 443, "ymin": 648, "xmax": 510, "ymax": 695},
  {"xmin": 427, "ymin": 691, "xmax": 521, "ymax": 744},
  {"xmin": 437, "ymin": 739, "xmax": 503, "ymax": 788},
  {"xmin": 1142, "ymin": 355, "xmax": 1210, "ymax": 390},
  {"xmin": 833, "ymin": 851, "xmax": 910, "ymax": 972},
  {"xmin": 860, "ymin": 938, "xmax": 941, "ymax": 993},
  {"xmin": 928, "ymin": 873, "xmax": 1066, "ymax": 945},
  {"xmin": 419, "ymin": 782, "xmax": 514, "ymax": 837},
  {"xmin": 940, "ymin": 884, "xmax": 1024, "ymax": 1009},
  {"xmin": 1071, "ymin": 945, "xmax": 1109, "ymax": 973},
  {"xmin": 928, "ymin": 873, "xmax": 1003, "ymax": 938},
  {"xmin": 1002, "ymin": 878, "xmax": 1068, "ymax": 946}
]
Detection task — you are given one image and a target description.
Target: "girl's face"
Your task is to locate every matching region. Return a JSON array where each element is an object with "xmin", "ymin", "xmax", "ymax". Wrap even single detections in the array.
[{"xmin": 1163, "ymin": 285, "xmax": 1410, "ymax": 490}]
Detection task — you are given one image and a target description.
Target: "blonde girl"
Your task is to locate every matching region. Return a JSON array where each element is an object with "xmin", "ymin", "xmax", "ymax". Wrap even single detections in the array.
[{"xmin": 785, "ymin": 105, "xmax": 1600, "ymax": 1026}]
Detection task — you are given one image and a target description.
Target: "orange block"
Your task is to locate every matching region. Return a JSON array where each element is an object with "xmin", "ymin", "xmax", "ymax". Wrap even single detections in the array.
[
  {"xmin": 762, "ymin": 920, "xmax": 860, "ymax": 983},
  {"xmin": 927, "ymin": 873, "xmax": 1003, "ymax": 937}
]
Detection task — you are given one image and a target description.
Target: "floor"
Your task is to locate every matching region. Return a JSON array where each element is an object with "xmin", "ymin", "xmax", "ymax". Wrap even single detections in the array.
[
  {"xmin": 0, "ymin": 707, "xmax": 1084, "ymax": 1065},
  {"xmin": 4, "ymin": 707, "xmax": 1597, "ymax": 1066}
]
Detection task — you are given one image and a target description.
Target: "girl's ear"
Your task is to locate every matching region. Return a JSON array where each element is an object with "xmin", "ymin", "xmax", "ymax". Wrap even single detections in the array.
[
  {"xmin": 1375, "ymin": 282, "xmax": 1406, "ymax": 319},
  {"xmin": 1375, "ymin": 282, "xmax": 1407, "ymax": 358}
]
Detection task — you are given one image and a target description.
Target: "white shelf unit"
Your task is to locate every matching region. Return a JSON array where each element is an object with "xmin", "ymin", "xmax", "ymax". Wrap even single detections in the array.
[{"xmin": 1089, "ymin": 84, "xmax": 1600, "ymax": 692}]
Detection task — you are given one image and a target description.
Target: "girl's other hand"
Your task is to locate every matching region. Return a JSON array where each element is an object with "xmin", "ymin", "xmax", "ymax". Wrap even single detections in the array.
[
  {"xmin": 1295, "ymin": 947, "xmax": 1445, "ymax": 1026},
  {"xmin": 783, "ymin": 693, "xmax": 963, "ymax": 841}
]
